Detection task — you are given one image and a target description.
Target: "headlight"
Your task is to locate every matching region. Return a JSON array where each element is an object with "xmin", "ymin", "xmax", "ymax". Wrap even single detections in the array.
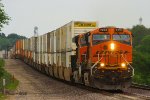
[
  {"xmin": 110, "ymin": 43, "xmax": 115, "ymax": 50},
  {"xmin": 121, "ymin": 63, "xmax": 126, "ymax": 68},
  {"xmin": 100, "ymin": 63, "xmax": 105, "ymax": 67}
]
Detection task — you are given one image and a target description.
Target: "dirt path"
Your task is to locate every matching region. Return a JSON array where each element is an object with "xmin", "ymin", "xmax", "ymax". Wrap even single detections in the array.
[{"xmin": 4, "ymin": 59, "xmax": 136, "ymax": 100}]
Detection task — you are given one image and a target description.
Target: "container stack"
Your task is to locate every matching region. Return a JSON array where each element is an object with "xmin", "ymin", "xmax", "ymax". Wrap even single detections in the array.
[{"xmin": 55, "ymin": 21, "xmax": 98, "ymax": 68}]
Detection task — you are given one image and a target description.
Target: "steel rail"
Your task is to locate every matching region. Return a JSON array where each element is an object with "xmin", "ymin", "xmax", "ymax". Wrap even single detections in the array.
[{"xmin": 131, "ymin": 83, "xmax": 150, "ymax": 90}]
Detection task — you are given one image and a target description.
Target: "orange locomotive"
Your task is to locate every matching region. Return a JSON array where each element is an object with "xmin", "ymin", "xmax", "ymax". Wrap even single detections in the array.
[{"xmin": 75, "ymin": 27, "xmax": 134, "ymax": 90}]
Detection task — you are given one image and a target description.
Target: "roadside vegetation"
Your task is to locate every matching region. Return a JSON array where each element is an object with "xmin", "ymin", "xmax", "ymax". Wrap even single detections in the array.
[
  {"xmin": 0, "ymin": 33, "xmax": 27, "ymax": 50},
  {"xmin": 0, "ymin": 58, "xmax": 19, "ymax": 99},
  {"xmin": 131, "ymin": 25, "xmax": 150, "ymax": 85}
]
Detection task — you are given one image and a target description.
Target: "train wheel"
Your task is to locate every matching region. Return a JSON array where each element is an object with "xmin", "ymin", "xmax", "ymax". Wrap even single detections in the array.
[
  {"xmin": 45, "ymin": 67, "xmax": 49, "ymax": 75},
  {"xmin": 48, "ymin": 66, "xmax": 51, "ymax": 76},
  {"xmin": 84, "ymin": 72, "xmax": 90, "ymax": 86},
  {"xmin": 70, "ymin": 74, "xmax": 75, "ymax": 83},
  {"xmin": 84, "ymin": 72, "xmax": 95, "ymax": 87},
  {"xmin": 73, "ymin": 71, "xmax": 79, "ymax": 83}
]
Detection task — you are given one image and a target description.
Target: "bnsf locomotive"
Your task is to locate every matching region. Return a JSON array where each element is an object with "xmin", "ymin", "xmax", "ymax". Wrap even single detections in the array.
[{"xmin": 13, "ymin": 21, "xmax": 134, "ymax": 90}]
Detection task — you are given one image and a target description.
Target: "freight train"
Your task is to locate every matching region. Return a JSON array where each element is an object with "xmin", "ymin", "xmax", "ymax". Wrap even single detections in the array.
[{"xmin": 12, "ymin": 21, "xmax": 134, "ymax": 90}]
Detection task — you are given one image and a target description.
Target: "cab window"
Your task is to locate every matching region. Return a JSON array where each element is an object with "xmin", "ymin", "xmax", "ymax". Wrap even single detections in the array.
[
  {"xmin": 80, "ymin": 36, "xmax": 87, "ymax": 47},
  {"xmin": 92, "ymin": 34, "xmax": 110, "ymax": 45},
  {"xmin": 113, "ymin": 34, "xmax": 131, "ymax": 45}
]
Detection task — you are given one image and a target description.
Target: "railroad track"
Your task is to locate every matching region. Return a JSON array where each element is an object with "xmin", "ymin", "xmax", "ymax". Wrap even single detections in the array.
[
  {"xmin": 131, "ymin": 83, "xmax": 150, "ymax": 90},
  {"xmin": 31, "ymin": 64, "xmax": 150, "ymax": 100},
  {"xmin": 64, "ymin": 82, "xmax": 150, "ymax": 100}
]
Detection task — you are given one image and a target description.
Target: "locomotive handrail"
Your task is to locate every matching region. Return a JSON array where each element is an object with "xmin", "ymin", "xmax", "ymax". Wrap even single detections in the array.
[
  {"xmin": 121, "ymin": 54, "xmax": 134, "ymax": 77},
  {"xmin": 90, "ymin": 53, "xmax": 104, "ymax": 76}
]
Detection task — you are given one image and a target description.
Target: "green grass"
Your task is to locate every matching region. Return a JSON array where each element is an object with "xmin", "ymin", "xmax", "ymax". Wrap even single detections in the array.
[
  {"xmin": 1, "ymin": 70, "xmax": 19, "ymax": 91},
  {"xmin": 5, "ymin": 78, "xmax": 19, "ymax": 91},
  {"xmin": 0, "ymin": 93, "xmax": 6, "ymax": 100},
  {"xmin": 0, "ymin": 58, "xmax": 19, "ymax": 99}
]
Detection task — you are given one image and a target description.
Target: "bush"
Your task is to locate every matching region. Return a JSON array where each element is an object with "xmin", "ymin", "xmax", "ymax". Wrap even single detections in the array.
[
  {"xmin": 0, "ymin": 58, "xmax": 19, "ymax": 92},
  {"xmin": 133, "ymin": 50, "xmax": 150, "ymax": 85},
  {"xmin": 0, "ymin": 58, "xmax": 5, "ymax": 78}
]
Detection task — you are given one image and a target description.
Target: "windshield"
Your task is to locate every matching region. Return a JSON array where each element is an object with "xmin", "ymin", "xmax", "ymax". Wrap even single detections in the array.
[
  {"xmin": 93, "ymin": 34, "xmax": 110, "ymax": 45},
  {"xmin": 80, "ymin": 36, "xmax": 87, "ymax": 47},
  {"xmin": 113, "ymin": 34, "xmax": 131, "ymax": 45}
]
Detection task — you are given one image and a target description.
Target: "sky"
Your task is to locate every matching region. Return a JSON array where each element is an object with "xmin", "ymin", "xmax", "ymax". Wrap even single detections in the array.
[{"xmin": 1, "ymin": 0, "xmax": 150, "ymax": 37}]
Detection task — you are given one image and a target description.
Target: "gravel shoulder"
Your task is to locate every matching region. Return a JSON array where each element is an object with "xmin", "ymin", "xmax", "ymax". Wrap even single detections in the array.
[{"xmin": 4, "ymin": 59, "xmax": 119, "ymax": 100}]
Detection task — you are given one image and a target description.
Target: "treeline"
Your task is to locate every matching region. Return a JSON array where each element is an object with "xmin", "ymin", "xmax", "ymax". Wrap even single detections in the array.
[
  {"xmin": 131, "ymin": 25, "xmax": 150, "ymax": 85},
  {"xmin": 0, "ymin": 33, "xmax": 26, "ymax": 50}
]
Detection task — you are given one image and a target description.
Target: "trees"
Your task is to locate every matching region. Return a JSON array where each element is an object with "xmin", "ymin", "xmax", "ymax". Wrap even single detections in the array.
[
  {"xmin": 0, "ymin": 1, "xmax": 10, "ymax": 50},
  {"xmin": 7, "ymin": 33, "xmax": 26, "ymax": 39},
  {"xmin": 0, "ymin": 1, "xmax": 10, "ymax": 30},
  {"xmin": 131, "ymin": 26, "xmax": 150, "ymax": 85},
  {"xmin": 0, "ymin": 33, "xmax": 27, "ymax": 50},
  {"xmin": 0, "ymin": 33, "xmax": 5, "ymax": 38},
  {"xmin": 136, "ymin": 35, "xmax": 150, "ymax": 53},
  {"xmin": 0, "ymin": 36, "xmax": 9, "ymax": 50},
  {"xmin": 131, "ymin": 25, "xmax": 150, "ymax": 47}
]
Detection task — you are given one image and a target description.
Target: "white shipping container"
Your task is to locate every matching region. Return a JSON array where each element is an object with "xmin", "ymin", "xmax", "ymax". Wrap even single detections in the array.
[
  {"xmin": 48, "ymin": 54, "xmax": 51, "ymax": 65},
  {"xmin": 37, "ymin": 37, "xmax": 40, "ymax": 53},
  {"xmin": 31, "ymin": 37, "xmax": 35, "ymax": 51},
  {"xmin": 38, "ymin": 36, "xmax": 42, "ymax": 53},
  {"xmin": 47, "ymin": 32, "xmax": 50, "ymax": 53},
  {"xmin": 67, "ymin": 21, "xmax": 98, "ymax": 52},
  {"xmin": 56, "ymin": 28, "xmax": 61, "ymax": 52},
  {"xmin": 50, "ymin": 32, "xmax": 53, "ymax": 53},
  {"xmin": 42, "ymin": 53, "xmax": 48, "ymax": 65},
  {"xmin": 41, "ymin": 35, "xmax": 43, "ymax": 53},
  {"xmin": 43, "ymin": 34, "xmax": 47, "ymax": 53},
  {"xmin": 28, "ymin": 38, "xmax": 31, "ymax": 51},
  {"xmin": 49, "ymin": 31, "xmax": 56, "ymax": 65},
  {"xmin": 61, "ymin": 52, "xmax": 72, "ymax": 68},
  {"xmin": 25, "ymin": 21, "xmax": 97, "ymax": 68},
  {"xmin": 56, "ymin": 53, "xmax": 61, "ymax": 66},
  {"xmin": 35, "ymin": 53, "xmax": 38, "ymax": 63},
  {"xmin": 30, "ymin": 38, "xmax": 32, "ymax": 51},
  {"xmin": 51, "ymin": 53, "xmax": 56, "ymax": 65},
  {"xmin": 33, "ymin": 52, "xmax": 35, "ymax": 62},
  {"xmin": 61, "ymin": 53, "xmax": 66, "ymax": 67},
  {"xmin": 31, "ymin": 51, "xmax": 33, "ymax": 59},
  {"xmin": 52, "ymin": 31, "xmax": 56, "ymax": 53},
  {"xmin": 56, "ymin": 21, "xmax": 97, "ymax": 53},
  {"xmin": 37, "ymin": 36, "xmax": 41, "ymax": 63},
  {"xmin": 41, "ymin": 34, "xmax": 47, "ymax": 65},
  {"xmin": 58, "ymin": 21, "xmax": 98, "ymax": 67},
  {"xmin": 37, "ymin": 53, "xmax": 40, "ymax": 63},
  {"xmin": 61, "ymin": 27, "xmax": 67, "ymax": 52},
  {"xmin": 24, "ymin": 39, "xmax": 27, "ymax": 50},
  {"xmin": 40, "ymin": 36, "xmax": 42, "ymax": 53},
  {"xmin": 40, "ymin": 53, "xmax": 42, "ymax": 64},
  {"xmin": 42, "ymin": 53, "xmax": 44, "ymax": 64}
]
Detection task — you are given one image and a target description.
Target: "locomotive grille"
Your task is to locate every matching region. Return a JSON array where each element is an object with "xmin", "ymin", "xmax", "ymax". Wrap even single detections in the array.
[
  {"xmin": 109, "ymin": 54, "xmax": 118, "ymax": 65},
  {"xmin": 104, "ymin": 52, "xmax": 120, "ymax": 66}
]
